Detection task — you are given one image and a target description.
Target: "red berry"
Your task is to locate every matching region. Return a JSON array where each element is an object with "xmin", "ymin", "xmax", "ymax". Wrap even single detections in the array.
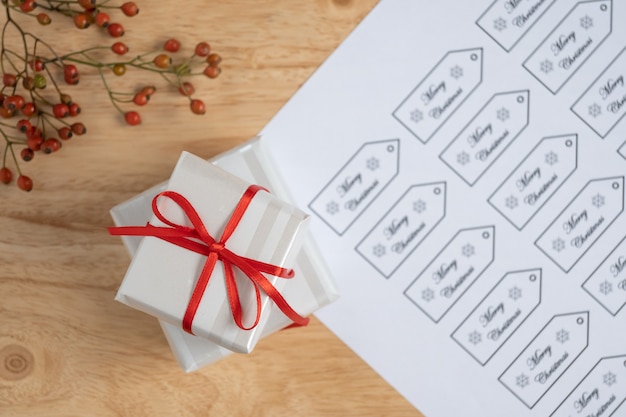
[
  {"xmin": 95, "ymin": 12, "xmax": 110, "ymax": 27},
  {"xmin": 64, "ymin": 74, "xmax": 80, "ymax": 85},
  {"xmin": 120, "ymin": 2, "xmax": 139, "ymax": 16},
  {"xmin": 0, "ymin": 107, "xmax": 14, "ymax": 118},
  {"xmin": 153, "ymin": 54, "xmax": 171, "ymax": 69},
  {"xmin": 52, "ymin": 103, "xmax": 70, "ymax": 118},
  {"xmin": 64, "ymin": 64, "xmax": 78, "ymax": 79},
  {"xmin": 42, "ymin": 138, "xmax": 62, "ymax": 154},
  {"xmin": 37, "ymin": 13, "xmax": 51, "ymax": 25},
  {"xmin": 124, "ymin": 111, "xmax": 141, "ymax": 126},
  {"xmin": 141, "ymin": 86, "xmax": 156, "ymax": 97},
  {"xmin": 25, "ymin": 126, "xmax": 41, "ymax": 139},
  {"xmin": 4, "ymin": 95, "xmax": 25, "ymax": 111},
  {"xmin": 16, "ymin": 119, "xmax": 31, "ymax": 133},
  {"xmin": 203, "ymin": 65, "xmax": 221, "ymax": 79},
  {"xmin": 17, "ymin": 175, "xmax": 33, "ymax": 192},
  {"xmin": 189, "ymin": 99, "xmax": 205, "ymax": 115},
  {"xmin": 132, "ymin": 92, "xmax": 149, "ymax": 106},
  {"xmin": 206, "ymin": 53, "xmax": 222, "ymax": 67},
  {"xmin": 71, "ymin": 122, "xmax": 87, "ymax": 135},
  {"xmin": 29, "ymin": 59, "xmax": 45, "ymax": 72},
  {"xmin": 20, "ymin": 148, "xmax": 34, "ymax": 162},
  {"xmin": 74, "ymin": 13, "xmax": 90, "ymax": 29},
  {"xmin": 68, "ymin": 103, "xmax": 81, "ymax": 116},
  {"xmin": 2, "ymin": 73, "xmax": 17, "ymax": 87},
  {"xmin": 22, "ymin": 76, "xmax": 34, "ymax": 90},
  {"xmin": 111, "ymin": 41, "xmax": 128, "ymax": 55},
  {"xmin": 78, "ymin": 0, "xmax": 96, "ymax": 9},
  {"xmin": 0, "ymin": 167, "xmax": 12, "ymax": 184},
  {"xmin": 19, "ymin": 0, "xmax": 37, "ymax": 12},
  {"xmin": 21, "ymin": 102, "xmax": 36, "ymax": 117},
  {"xmin": 107, "ymin": 22, "xmax": 125, "ymax": 37},
  {"xmin": 163, "ymin": 38, "xmax": 181, "ymax": 53},
  {"xmin": 178, "ymin": 82, "xmax": 195, "ymax": 96},
  {"xmin": 27, "ymin": 136, "xmax": 43, "ymax": 151},
  {"xmin": 195, "ymin": 42, "xmax": 211, "ymax": 57},
  {"xmin": 58, "ymin": 127, "xmax": 73, "ymax": 140}
]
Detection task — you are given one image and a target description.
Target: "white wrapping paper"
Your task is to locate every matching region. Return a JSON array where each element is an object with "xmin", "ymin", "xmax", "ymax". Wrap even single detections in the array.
[
  {"xmin": 111, "ymin": 138, "xmax": 339, "ymax": 370},
  {"xmin": 115, "ymin": 151, "xmax": 310, "ymax": 354}
]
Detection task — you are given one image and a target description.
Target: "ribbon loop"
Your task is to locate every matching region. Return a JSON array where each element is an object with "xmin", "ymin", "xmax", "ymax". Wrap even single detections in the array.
[{"xmin": 109, "ymin": 185, "xmax": 309, "ymax": 335}]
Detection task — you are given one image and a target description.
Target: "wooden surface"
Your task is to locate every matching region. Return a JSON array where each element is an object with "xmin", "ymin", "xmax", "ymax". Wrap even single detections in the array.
[{"xmin": 0, "ymin": 1, "xmax": 425, "ymax": 416}]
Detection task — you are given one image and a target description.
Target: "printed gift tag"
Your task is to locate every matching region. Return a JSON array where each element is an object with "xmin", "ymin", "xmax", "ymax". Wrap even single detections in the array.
[
  {"xmin": 572, "ymin": 46, "xmax": 626, "ymax": 138},
  {"xmin": 476, "ymin": 0, "xmax": 557, "ymax": 51},
  {"xmin": 551, "ymin": 355, "xmax": 626, "ymax": 417},
  {"xmin": 499, "ymin": 312, "xmax": 590, "ymax": 408},
  {"xmin": 583, "ymin": 235, "xmax": 626, "ymax": 316},
  {"xmin": 440, "ymin": 90, "xmax": 530, "ymax": 186},
  {"xmin": 523, "ymin": 0, "xmax": 613, "ymax": 94},
  {"xmin": 356, "ymin": 182, "xmax": 446, "ymax": 278},
  {"xmin": 309, "ymin": 139, "xmax": 400, "ymax": 235},
  {"xmin": 404, "ymin": 226, "xmax": 495, "ymax": 322},
  {"xmin": 536, "ymin": 176, "xmax": 624, "ymax": 273},
  {"xmin": 393, "ymin": 48, "xmax": 483, "ymax": 143},
  {"xmin": 452, "ymin": 269, "xmax": 542, "ymax": 365},
  {"xmin": 489, "ymin": 134, "xmax": 578, "ymax": 230}
]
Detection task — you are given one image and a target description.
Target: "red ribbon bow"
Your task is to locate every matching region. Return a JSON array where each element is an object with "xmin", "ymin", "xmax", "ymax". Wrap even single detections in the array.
[{"xmin": 109, "ymin": 185, "xmax": 309, "ymax": 334}]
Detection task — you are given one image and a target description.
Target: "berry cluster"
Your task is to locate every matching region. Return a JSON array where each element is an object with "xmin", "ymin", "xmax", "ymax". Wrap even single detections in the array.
[{"xmin": 1, "ymin": 0, "xmax": 222, "ymax": 191}]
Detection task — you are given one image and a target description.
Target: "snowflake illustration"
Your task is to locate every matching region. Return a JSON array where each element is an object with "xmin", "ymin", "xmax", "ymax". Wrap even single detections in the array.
[
  {"xmin": 462, "ymin": 244, "xmax": 475, "ymax": 258},
  {"xmin": 422, "ymin": 287, "xmax": 435, "ymax": 302},
  {"xmin": 545, "ymin": 151, "xmax": 559, "ymax": 166},
  {"xmin": 509, "ymin": 286, "xmax": 523, "ymax": 301},
  {"xmin": 592, "ymin": 193, "xmax": 605, "ymax": 209},
  {"xmin": 326, "ymin": 201, "xmax": 339, "ymax": 215},
  {"xmin": 556, "ymin": 329, "xmax": 569, "ymax": 344},
  {"xmin": 373, "ymin": 244, "xmax": 386, "ymax": 258},
  {"xmin": 497, "ymin": 107, "xmax": 510, "ymax": 122},
  {"xmin": 413, "ymin": 199, "xmax": 427, "ymax": 214},
  {"xmin": 540, "ymin": 60, "xmax": 554, "ymax": 74},
  {"xmin": 599, "ymin": 280, "xmax": 613, "ymax": 295},
  {"xmin": 366, "ymin": 157, "xmax": 380, "ymax": 171},
  {"xmin": 589, "ymin": 103, "xmax": 602, "ymax": 118},
  {"xmin": 505, "ymin": 195, "xmax": 519, "ymax": 210},
  {"xmin": 450, "ymin": 65, "xmax": 464, "ymax": 79},
  {"xmin": 552, "ymin": 238, "xmax": 565, "ymax": 252},
  {"xmin": 457, "ymin": 151, "xmax": 470, "ymax": 166},
  {"xmin": 468, "ymin": 331, "xmax": 482, "ymax": 345},
  {"xmin": 580, "ymin": 15, "xmax": 593, "ymax": 30},
  {"xmin": 493, "ymin": 17, "xmax": 507, "ymax": 31},
  {"xmin": 410, "ymin": 109, "xmax": 423, "ymax": 123},
  {"xmin": 516, "ymin": 374, "xmax": 530, "ymax": 388},
  {"xmin": 603, "ymin": 372, "xmax": 617, "ymax": 387}
]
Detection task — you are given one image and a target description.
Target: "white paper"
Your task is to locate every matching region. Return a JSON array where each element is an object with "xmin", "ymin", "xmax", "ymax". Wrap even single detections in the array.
[{"xmin": 260, "ymin": 0, "xmax": 626, "ymax": 415}]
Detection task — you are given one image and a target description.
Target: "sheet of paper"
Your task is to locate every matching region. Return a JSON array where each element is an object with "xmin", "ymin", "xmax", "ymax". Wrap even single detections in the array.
[{"xmin": 261, "ymin": 0, "xmax": 626, "ymax": 415}]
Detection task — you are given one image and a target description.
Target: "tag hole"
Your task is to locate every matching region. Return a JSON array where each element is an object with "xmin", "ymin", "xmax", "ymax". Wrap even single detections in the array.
[
  {"xmin": 612, "ymin": 182, "xmax": 620, "ymax": 189},
  {"xmin": 517, "ymin": 96, "xmax": 524, "ymax": 103},
  {"xmin": 434, "ymin": 187, "xmax": 441, "ymax": 195},
  {"xmin": 565, "ymin": 140, "xmax": 573, "ymax": 147},
  {"xmin": 482, "ymin": 232, "xmax": 490, "ymax": 239},
  {"xmin": 530, "ymin": 274, "xmax": 536, "ymax": 282},
  {"xmin": 387, "ymin": 145, "xmax": 395, "ymax": 153},
  {"xmin": 577, "ymin": 317, "xmax": 584, "ymax": 325},
  {"xmin": 470, "ymin": 53, "xmax": 478, "ymax": 61},
  {"xmin": 601, "ymin": 4, "xmax": 607, "ymax": 11}
]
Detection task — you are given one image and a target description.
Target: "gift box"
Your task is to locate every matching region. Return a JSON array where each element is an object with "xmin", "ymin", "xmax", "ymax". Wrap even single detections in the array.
[
  {"xmin": 111, "ymin": 138, "xmax": 339, "ymax": 370},
  {"xmin": 114, "ymin": 150, "xmax": 310, "ymax": 354}
]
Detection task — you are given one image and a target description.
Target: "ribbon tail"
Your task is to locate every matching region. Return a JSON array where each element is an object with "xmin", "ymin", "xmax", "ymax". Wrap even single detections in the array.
[
  {"xmin": 182, "ymin": 252, "xmax": 219, "ymax": 334},
  {"xmin": 224, "ymin": 261, "xmax": 262, "ymax": 331}
]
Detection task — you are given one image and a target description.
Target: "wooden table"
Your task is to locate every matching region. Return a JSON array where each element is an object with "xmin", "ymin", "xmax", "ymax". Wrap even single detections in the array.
[{"xmin": 0, "ymin": 1, "xmax": 424, "ymax": 415}]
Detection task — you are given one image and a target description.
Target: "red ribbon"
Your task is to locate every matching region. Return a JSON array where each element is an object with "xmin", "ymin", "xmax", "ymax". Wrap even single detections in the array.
[{"xmin": 109, "ymin": 185, "xmax": 309, "ymax": 334}]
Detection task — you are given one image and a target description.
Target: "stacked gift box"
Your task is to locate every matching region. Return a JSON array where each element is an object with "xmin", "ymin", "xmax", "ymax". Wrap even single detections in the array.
[{"xmin": 109, "ymin": 137, "xmax": 339, "ymax": 371}]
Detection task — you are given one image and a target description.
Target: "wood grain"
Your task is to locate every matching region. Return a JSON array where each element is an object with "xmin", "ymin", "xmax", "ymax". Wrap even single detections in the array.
[{"xmin": 0, "ymin": 1, "xmax": 424, "ymax": 416}]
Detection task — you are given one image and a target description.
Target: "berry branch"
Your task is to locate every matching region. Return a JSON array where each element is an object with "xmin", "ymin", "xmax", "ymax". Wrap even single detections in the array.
[{"xmin": 0, "ymin": 0, "xmax": 222, "ymax": 191}]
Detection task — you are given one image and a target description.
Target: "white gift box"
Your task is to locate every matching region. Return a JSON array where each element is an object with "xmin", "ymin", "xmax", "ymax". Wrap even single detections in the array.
[
  {"xmin": 111, "ymin": 138, "xmax": 339, "ymax": 371},
  {"xmin": 115, "ymin": 151, "xmax": 310, "ymax": 354}
]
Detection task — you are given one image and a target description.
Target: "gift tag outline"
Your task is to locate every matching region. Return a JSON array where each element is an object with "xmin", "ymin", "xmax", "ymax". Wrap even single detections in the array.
[
  {"xmin": 535, "ymin": 176, "xmax": 624, "ymax": 273},
  {"xmin": 392, "ymin": 48, "xmax": 484, "ymax": 144},
  {"xmin": 476, "ymin": 0, "xmax": 558, "ymax": 52},
  {"xmin": 619, "ymin": 140, "xmax": 626, "ymax": 161},
  {"xmin": 499, "ymin": 311, "xmax": 590, "ymax": 409},
  {"xmin": 308, "ymin": 139, "xmax": 400, "ymax": 236},
  {"xmin": 522, "ymin": 0, "xmax": 614, "ymax": 95},
  {"xmin": 571, "ymin": 46, "xmax": 626, "ymax": 139},
  {"xmin": 452, "ymin": 269, "xmax": 542, "ymax": 366},
  {"xmin": 403, "ymin": 226, "xmax": 496, "ymax": 323},
  {"xmin": 439, "ymin": 90, "xmax": 530, "ymax": 186},
  {"xmin": 550, "ymin": 355, "xmax": 626, "ymax": 417},
  {"xmin": 355, "ymin": 182, "xmax": 447, "ymax": 278},
  {"xmin": 582, "ymin": 234, "xmax": 626, "ymax": 316},
  {"xmin": 488, "ymin": 134, "xmax": 579, "ymax": 230}
]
